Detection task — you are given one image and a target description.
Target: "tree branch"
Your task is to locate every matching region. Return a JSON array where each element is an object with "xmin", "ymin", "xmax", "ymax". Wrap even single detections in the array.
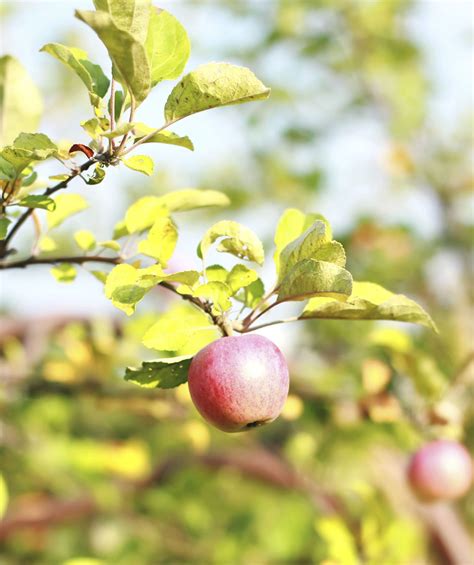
[{"xmin": 0, "ymin": 255, "xmax": 121, "ymax": 270}]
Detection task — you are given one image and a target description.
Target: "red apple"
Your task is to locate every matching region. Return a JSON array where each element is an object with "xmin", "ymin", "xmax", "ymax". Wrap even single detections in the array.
[
  {"xmin": 408, "ymin": 440, "xmax": 473, "ymax": 501},
  {"xmin": 188, "ymin": 334, "xmax": 290, "ymax": 432}
]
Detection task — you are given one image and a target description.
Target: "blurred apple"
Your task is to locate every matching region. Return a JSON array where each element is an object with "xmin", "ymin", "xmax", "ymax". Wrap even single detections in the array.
[{"xmin": 408, "ymin": 440, "xmax": 473, "ymax": 501}]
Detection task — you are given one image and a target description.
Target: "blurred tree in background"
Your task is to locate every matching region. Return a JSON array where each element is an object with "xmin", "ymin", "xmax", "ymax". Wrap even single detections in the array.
[{"xmin": 1, "ymin": 1, "xmax": 472, "ymax": 563}]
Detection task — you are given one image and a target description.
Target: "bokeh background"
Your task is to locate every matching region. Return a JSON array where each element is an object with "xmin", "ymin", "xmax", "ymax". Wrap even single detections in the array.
[{"xmin": 1, "ymin": 1, "xmax": 473, "ymax": 563}]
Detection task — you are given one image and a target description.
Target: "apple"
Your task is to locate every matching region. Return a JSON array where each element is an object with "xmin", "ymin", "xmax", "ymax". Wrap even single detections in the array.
[
  {"xmin": 408, "ymin": 440, "xmax": 473, "ymax": 501},
  {"xmin": 188, "ymin": 334, "xmax": 290, "ymax": 432}
]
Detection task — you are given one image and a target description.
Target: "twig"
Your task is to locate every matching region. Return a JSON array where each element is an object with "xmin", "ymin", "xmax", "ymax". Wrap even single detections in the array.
[
  {"xmin": 242, "ymin": 316, "xmax": 299, "ymax": 333},
  {"xmin": 0, "ymin": 156, "xmax": 97, "ymax": 256}
]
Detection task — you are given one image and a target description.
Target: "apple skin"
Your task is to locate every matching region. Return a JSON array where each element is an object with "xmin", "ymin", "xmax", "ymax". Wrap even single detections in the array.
[
  {"xmin": 188, "ymin": 334, "xmax": 290, "ymax": 432},
  {"xmin": 408, "ymin": 440, "xmax": 473, "ymax": 501}
]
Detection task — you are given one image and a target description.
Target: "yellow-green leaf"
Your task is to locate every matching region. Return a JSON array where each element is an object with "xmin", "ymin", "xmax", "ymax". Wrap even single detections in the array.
[
  {"xmin": 74, "ymin": 229, "xmax": 96, "ymax": 251},
  {"xmin": 199, "ymin": 220, "xmax": 264, "ymax": 265},
  {"xmin": 278, "ymin": 220, "xmax": 345, "ymax": 283},
  {"xmin": 123, "ymin": 155, "xmax": 154, "ymax": 176},
  {"xmin": 51, "ymin": 263, "xmax": 77, "ymax": 283},
  {"xmin": 142, "ymin": 303, "xmax": 218, "ymax": 352},
  {"xmin": 133, "ymin": 124, "xmax": 193, "ymax": 150},
  {"xmin": 227, "ymin": 264, "xmax": 258, "ymax": 294},
  {"xmin": 0, "ymin": 473, "xmax": 8, "ymax": 519},
  {"xmin": 193, "ymin": 281, "xmax": 232, "ymax": 314},
  {"xmin": 124, "ymin": 196, "xmax": 168, "ymax": 234},
  {"xmin": 164, "ymin": 63, "xmax": 270, "ymax": 123},
  {"xmin": 301, "ymin": 281, "xmax": 437, "ymax": 331},
  {"xmin": 93, "ymin": 0, "xmax": 151, "ymax": 43},
  {"xmin": 0, "ymin": 56, "xmax": 43, "ymax": 146},
  {"xmin": 124, "ymin": 189, "xmax": 229, "ymax": 234},
  {"xmin": 274, "ymin": 208, "xmax": 332, "ymax": 276},
  {"xmin": 75, "ymin": 9, "xmax": 151, "ymax": 105},
  {"xmin": 145, "ymin": 7, "xmax": 190, "ymax": 87},
  {"xmin": 138, "ymin": 216, "xmax": 178, "ymax": 266},
  {"xmin": 278, "ymin": 259, "xmax": 353, "ymax": 302},
  {"xmin": 40, "ymin": 43, "xmax": 109, "ymax": 107},
  {"xmin": 47, "ymin": 194, "xmax": 88, "ymax": 229},
  {"xmin": 98, "ymin": 240, "xmax": 120, "ymax": 251},
  {"xmin": 105, "ymin": 263, "xmax": 155, "ymax": 315}
]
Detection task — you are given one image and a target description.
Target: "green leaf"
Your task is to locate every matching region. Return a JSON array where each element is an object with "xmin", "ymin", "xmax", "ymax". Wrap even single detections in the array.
[
  {"xmin": 21, "ymin": 171, "xmax": 38, "ymax": 187},
  {"xmin": 193, "ymin": 281, "xmax": 232, "ymax": 314},
  {"xmin": 74, "ymin": 229, "xmax": 96, "ymax": 251},
  {"xmin": 0, "ymin": 217, "xmax": 11, "ymax": 240},
  {"xmin": 242, "ymin": 278, "xmax": 265, "ymax": 308},
  {"xmin": 278, "ymin": 220, "xmax": 345, "ymax": 283},
  {"xmin": 0, "ymin": 55, "xmax": 43, "ymax": 146},
  {"xmin": 274, "ymin": 208, "xmax": 331, "ymax": 275},
  {"xmin": 164, "ymin": 63, "xmax": 271, "ymax": 123},
  {"xmin": 142, "ymin": 303, "xmax": 218, "ymax": 352},
  {"xmin": 123, "ymin": 155, "xmax": 154, "ymax": 176},
  {"xmin": 0, "ymin": 156, "xmax": 16, "ymax": 180},
  {"xmin": 199, "ymin": 220, "xmax": 264, "ymax": 265},
  {"xmin": 145, "ymin": 7, "xmax": 190, "ymax": 87},
  {"xmin": 47, "ymin": 194, "xmax": 88, "ymax": 229},
  {"xmin": 75, "ymin": 9, "xmax": 151, "ymax": 105},
  {"xmin": 1, "ymin": 133, "xmax": 58, "ymax": 176},
  {"xmin": 301, "ymin": 281, "xmax": 437, "ymax": 331},
  {"xmin": 133, "ymin": 124, "xmax": 193, "ymax": 151},
  {"xmin": 40, "ymin": 43, "xmax": 110, "ymax": 107},
  {"xmin": 278, "ymin": 259, "xmax": 353, "ymax": 302},
  {"xmin": 17, "ymin": 195, "xmax": 56, "ymax": 211},
  {"xmin": 85, "ymin": 164, "xmax": 106, "ymax": 185},
  {"xmin": 138, "ymin": 216, "xmax": 178, "ymax": 266},
  {"xmin": 104, "ymin": 263, "xmax": 156, "ymax": 315},
  {"xmin": 51, "ymin": 263, "xmax": 77, "ymax": 283},
  {"xmin": 124, "ymin": 189, "xmax": 229, "ymax": 234},
  {"xmin": 227, "ymin": 264, "xmax": 258, "ymax": 294},
  {"xmin": 93, "ymin": 0, "xmax": 151, "ymax": 43},
  {"xmin": 125, "ymin": 355, "xmax": 192, "ymax": 389}
]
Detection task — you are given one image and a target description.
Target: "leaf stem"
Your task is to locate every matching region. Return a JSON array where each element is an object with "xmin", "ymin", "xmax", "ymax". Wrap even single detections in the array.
[
  {"xmin": 241, "ymin": 316, "xmax": 300, "ymax": 333},
  {"xmin": 242, "ymin": 286, "xmax": 278, "ymax": 327},
  {"xmin": 108, "ymin": 79, "xmax": 117, "ymax": 155},
  {"xmin": 120, "ymin": 118, "xmax": 179, "ymax": 156},
  {"xmin": 115, "ymin": 96, "xmax": 136, "ymax": 156}
]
